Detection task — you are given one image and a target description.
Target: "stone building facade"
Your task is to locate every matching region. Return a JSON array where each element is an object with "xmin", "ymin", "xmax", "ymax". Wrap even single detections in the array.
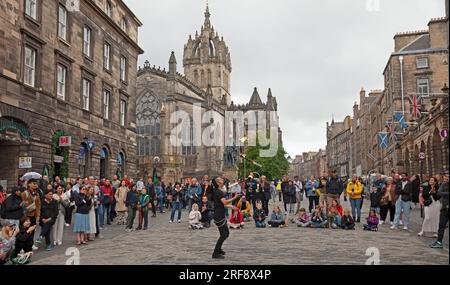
[
  {"xmin": 0, "ymin": 0, "xmax": 143, "ymax": 188},
  {"xmin": 136, "ymin": 5, "xmax": 281, "ymax": 183},
  {"xmin": 326, "ymin": 116, "xmax": 352, "ymax": 177},
  {"xmin": 334, "ymin": 9, "xmax": 449, "ymax": 177}
]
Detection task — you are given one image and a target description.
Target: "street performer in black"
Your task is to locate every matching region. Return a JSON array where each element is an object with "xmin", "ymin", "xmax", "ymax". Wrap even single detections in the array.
[{"xmin": 212, "ymin": 177, "xmax": 241, "ymax": 259}]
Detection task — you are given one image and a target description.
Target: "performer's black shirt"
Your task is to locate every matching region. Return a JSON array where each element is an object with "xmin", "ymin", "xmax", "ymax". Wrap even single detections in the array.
[{"xmin": 213, "ymin": 188, "xmax": 225, "ymax": 222}]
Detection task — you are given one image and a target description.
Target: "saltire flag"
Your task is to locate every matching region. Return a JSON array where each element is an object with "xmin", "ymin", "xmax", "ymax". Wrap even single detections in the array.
[
  {"xmin": 394, "ymin": 112, "xmax": 407, "ymax": 129},
  {"xmin": 378, "ymin": 132, "xmax": 389, "ymax": 150},
  {"xmin": 410, "ymin": 94, "xmax": 422, "ymax": 120}
]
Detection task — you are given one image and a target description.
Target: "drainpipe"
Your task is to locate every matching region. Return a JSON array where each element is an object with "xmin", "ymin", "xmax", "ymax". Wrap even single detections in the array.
[{"xmin": 399, "ymin": 56, "xmax": 405, "ymax": 114}]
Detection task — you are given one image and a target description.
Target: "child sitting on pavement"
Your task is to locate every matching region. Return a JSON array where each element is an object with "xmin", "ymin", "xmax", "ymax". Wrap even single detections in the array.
[
  {"xmin": 253, "ymin": 202, "xmax": 266, "ymax": 228},
  {"xmin": 268, "ymin": 206, "xmax": 286, "ymax": 228},
  {"xmin": 296, "ymin": 208, "xmax": 311, "ymax": 227},
  {"xmin": 363, "ymin": 209, "xmax": 379, "ymax": 232},
  {"xmin": 340, "ymin": 209, "xmax": 356, "ymax": 230},
  {"xmin": 310, "ymin": 205, "xmax": 328, "ymax": 228},
  {"xmin": 229, "ymin": 207, "xmax": 244, "ymax": 229},
  {"xmin": 189, "ymin": 203, "xmax": 203, "ymax": 230},
  {"xmin": 328, "ymin": 205, "xmax": 341, "ymax": 229},
  {"xmin": 236, "ymin": 196, "xmax": 252, "ymax": 222}
]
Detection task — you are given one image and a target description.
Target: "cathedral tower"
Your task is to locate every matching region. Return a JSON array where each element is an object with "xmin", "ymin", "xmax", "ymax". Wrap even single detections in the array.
[{"xmin": 183, "ymin": 3, "xmax": 232, "ymax": 105}]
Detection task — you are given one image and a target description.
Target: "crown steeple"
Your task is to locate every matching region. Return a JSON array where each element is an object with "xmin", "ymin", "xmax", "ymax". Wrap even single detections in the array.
[{"xmin": 204, "ymin": 1, "xmax": 211, "ymax": 27}]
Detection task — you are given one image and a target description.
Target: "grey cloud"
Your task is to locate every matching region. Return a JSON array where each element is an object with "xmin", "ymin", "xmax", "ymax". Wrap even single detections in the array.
[{"xmin": 125, "ymin": 0, "xmax": 445, "ymax": 156}]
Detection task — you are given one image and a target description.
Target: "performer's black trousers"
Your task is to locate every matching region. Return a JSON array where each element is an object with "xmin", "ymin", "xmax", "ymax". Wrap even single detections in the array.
[{"xmin": 214, "ymin": 219, "xmax": 229, "ymax": 254}]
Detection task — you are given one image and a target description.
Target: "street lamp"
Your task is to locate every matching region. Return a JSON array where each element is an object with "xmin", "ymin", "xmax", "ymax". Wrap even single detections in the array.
[{"xmin": 240, "ymin": 136, "xmax": 248, "ymax": 179}]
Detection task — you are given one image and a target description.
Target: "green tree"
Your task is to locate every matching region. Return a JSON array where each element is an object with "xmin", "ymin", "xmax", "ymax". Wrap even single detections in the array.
[{"xmin": 238, "ymin": 137, "xmax": 290, "ymax": 181}]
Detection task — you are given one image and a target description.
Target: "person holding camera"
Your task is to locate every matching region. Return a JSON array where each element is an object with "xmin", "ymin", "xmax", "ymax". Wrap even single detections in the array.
[
  {"xmin": 305, "ymin": 176, "xmax": 319, "ymax": 213},
  {"xmin": 0, "ymin": 220, "xmax": 19, "ymax": 264},
  {"xmin": 187, "ymin": 178, "xmax": 202, "ymax": 212}
]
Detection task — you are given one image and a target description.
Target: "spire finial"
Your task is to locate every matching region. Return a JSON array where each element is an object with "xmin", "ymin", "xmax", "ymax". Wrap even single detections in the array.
[{"xmin": 204, "ymin": 0, "xmax": 211, "ymax": 25}]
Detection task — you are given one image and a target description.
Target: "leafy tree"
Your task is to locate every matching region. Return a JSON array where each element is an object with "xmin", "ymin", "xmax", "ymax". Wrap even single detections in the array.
[{"xmin": 238, "ymin": 135, "xmax": 289, "ymax": 181}]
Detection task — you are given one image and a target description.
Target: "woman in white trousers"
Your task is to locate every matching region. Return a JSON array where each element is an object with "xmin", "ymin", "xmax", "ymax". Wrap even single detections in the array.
[
  {"xmin": 419, "ymin": 177, "xmax": 441, "ymax": 237},
  {"xmin": 52, "ymin": 185, "xmax": 69, "ymax": 246}
]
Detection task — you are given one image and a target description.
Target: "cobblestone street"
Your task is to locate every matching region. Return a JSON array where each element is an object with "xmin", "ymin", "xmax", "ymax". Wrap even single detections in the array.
[{"xmin": 32, "ymin": 199, "xmax": 449, "ymax": 265}]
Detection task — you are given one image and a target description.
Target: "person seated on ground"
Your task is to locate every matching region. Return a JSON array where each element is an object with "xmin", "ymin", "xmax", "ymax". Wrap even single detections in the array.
[
  {"xmin": 229, "ymin": 208, "xmax": 244, "ymax": 229},
  {"xmin": 363, "ymin": 209, "xmax": 379, "ymax": 232},
  {"xmin": 199, "ymin": 196, "xmax": 212, "ymax": 228},
  {"xmin": 236, "ymin": 196, "xmax": 252, "ymax": 222},
  {"xmin": 0, "ymin": 221, "xmax": 19, "ymax": 265},
  {"xmin": 310, "ymin": 205, "xmax": 328, "ymax": 228},
  {"xmin": 296, "ymin": 208, "xmax": 311, "ymax": 227},
  {"xmin": 12, "ymin": 217, "xmax": 36, "ymax": 264},
  {"xmin": 340, "ymin": 209, "xmax": 356, "ymax": 230},
  {"xmin": 189, "ymin": 203, "xmax": 203, "ymax": 230},
  {"xmin": 331, "ymin": 199, "xmax": 343, "ymax": 216},
  {"xmin": 253, "ymin": 202, "xmax": 266, "ymax": 228},
  {"xmin": 268, "ymin": 206, "xmax": 286, "ymax": 228},
  {"xmin": 328, "ymin": 205, "xmax": 341, "ymax": 229}
]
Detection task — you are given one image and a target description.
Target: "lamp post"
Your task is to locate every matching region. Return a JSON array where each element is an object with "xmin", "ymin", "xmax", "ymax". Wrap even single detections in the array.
[{"xmin": 240, "ymin": 136, "xmax": 248, "ymax": 179}]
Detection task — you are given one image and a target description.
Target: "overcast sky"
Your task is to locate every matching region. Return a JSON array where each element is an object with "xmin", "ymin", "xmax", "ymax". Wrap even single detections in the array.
[{"xmin": 124, "ymin": 0, "xmax": 446, "ymax": 157}]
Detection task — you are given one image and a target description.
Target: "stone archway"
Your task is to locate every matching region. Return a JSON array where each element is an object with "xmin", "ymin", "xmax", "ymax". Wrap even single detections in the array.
[
  {"xmin": 405, "ymin": 147, "xmax": 411, "ymax": 175},
  {"xmin": 412, "ymin": 144, "xmax": 419, "ymax": 175},
  {"xmin": 432, "ymin": 129, "xmax": 443, "ymax": 174}
]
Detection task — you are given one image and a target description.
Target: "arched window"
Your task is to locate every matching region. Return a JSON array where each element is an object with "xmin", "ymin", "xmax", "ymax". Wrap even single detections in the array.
[
  {"xmin": 100, "ymin": 147, "xmax": 109, "ymax": 179},
  {"xmin": 207, "ymin": 69, "xmax": 212, "ymax": 86},
  {"xmin": 200, "ymin": 70, "xmax": 205, "ymax": 87},
  {"xmin": 181, "ymin": 117, "xmax": 196, "ymax": 155},
  {"xmin": 136, "ymin": 92, "xmax": 161, "ymax": 156}
]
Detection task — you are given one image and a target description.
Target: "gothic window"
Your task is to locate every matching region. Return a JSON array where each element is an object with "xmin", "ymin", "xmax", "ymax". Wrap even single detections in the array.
[
  {"xmin": 209, "ymin": 39, "xmax": 215, "ymax": 57},
  {"xmin": 207, "ymin": 69, "xmax": 212, "ymax": 86},
  {"xmin": 136, "ymin": 92, "xmax": 161, "ymax": 156},
  {"xmin": 181, "ymin": 117, "xmax": 196, "ymax": 155},
  {"xmin": 200, "ymin": 70, "xmax": 205, "ymax": 87}
]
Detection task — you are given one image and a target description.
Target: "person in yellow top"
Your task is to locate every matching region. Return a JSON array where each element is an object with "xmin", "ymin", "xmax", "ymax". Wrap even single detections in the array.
[
  {"xmin": 347, "ymin": 176, "xmax": 363, "ymax": 223},
  {"xmin": 236, "ymin": 196, "xmax": 252, "ymax": 221},
  {"xmin": 276, "ymin": 181, "xmax": 282, "ymax": 202}
]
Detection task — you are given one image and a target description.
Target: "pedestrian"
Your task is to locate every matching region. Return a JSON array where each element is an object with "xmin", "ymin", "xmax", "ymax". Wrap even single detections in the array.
[
  {"xmin": 189, "ymin": 203, "xmax": 203, "ymax": 230},
  {"xmin": 391, "ymin": 173, "xmax": 413, "ymax": 231},
  {"xmin": 52, "ymin": 185, "xmax": 69, "ymax": 246},
  {"xmin": 411, "ymin": 174, "xmax": 421, "ymax": 209},
  {"xmin": 170, "ymin": 183, "xmax": 183, "ymax": 223},
  {"xmin": 419, "ymin": 176, "xmax": 441, "ymax": 237},
  {"xmin": 187, "ymin": 178, "xmax": 202, "ymax": 212},
  {"xmin": 293, "ymin": 176, "xmax": 303, "ymax": 214},
  {"xmin": 137, "ymin": 187, "xmax": 150, "ymax": 230},
  {"xmin": 155, "ymin": 181, "xmax": 165, "ymax": 214},
  {"xmin": 260, "ymin": 176, "xmax": 271, "ymax": 216},
  {"xmin": 38, "ymin": 190, "xmax": 58, "ymax": 251},
  {"xmin": 346, "ymin": 176, "xmax": 363, "ymax": 223},
  {"xmin": 305, "ymin": 177, "xmax": 319, "ymax": 213},
  {"xmin": 86, "ymin": 186, "xmax": 97, "ymax": 241},
  {"xmin": 211, "ymin": 177, "xmax": 241, "ymax": 259},
  {"xmin": 370, "ymin": 184, "xmax": 382, "ymax": 215},
  {"xmin": 125, "ymin": 185, "xmax": 138, "ymax": 232},
  {"xmin": 318, "ymin": 176, "xmax": 329, "ymax": 212},
  {"xmin": 64, "ymin": 182, "xmax": 75, "ymax": 227},
  {"xmin": 100, "ymin": 179, "xmax": 114, "ymax": 225},
  {"xmin": 327, "ymin": 170, "xmax": 343, "ymax": 210},
  {"xmin": 281, "ymin": 176, "xmax": 290, "ymax": 212},
  {"xmin": 2, "ymin": 186, "xmax": 24, "ymax": 228},
  {"xmin": 21, "ymin": 179, "xmax": 41, "ymax": 250},
  {"xmin": 431, "ymin": 172, "xmax": 449, "ymax": 249},
  {"xmin": 73, "ymin": 186, "xmax": 91, "ymax": 246},
  {"xmin": 115, "ymin": 180, "xmax": 129, "ymax": 225},
  {"xmin": 296, "ymin": 208, "xmax": 311, "ymax": 228},
  {"xmin": 286, "ymin": 180, "xmax": 297, "ymax": 223},
  {"xmin": 340, "ymin": 209, "xmax": 355, "ymax": 230},
  {"xmin": 146, "ymin": 178, "xmax": 157, "ymax": 218},
  {"xmin": 363, "ymin": 209, "xmax": 379, "ymax": 232}
]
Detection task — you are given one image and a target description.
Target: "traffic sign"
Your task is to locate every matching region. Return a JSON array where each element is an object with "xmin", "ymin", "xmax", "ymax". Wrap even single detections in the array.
[
  {"xmin": 419, "ymin": 152, "xmax": 426, "ymax": 160},
  {"xmin": 440, "ymin": 128, "xmax": 449, "ymax": 139}
]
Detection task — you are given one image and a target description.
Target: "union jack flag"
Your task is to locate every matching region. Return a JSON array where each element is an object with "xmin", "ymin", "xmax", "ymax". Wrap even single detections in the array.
[
  {"xmin": 410, "ymin": 94, "xmax": 423, "ymax": 120},
  {"xmin": 387, "ymin": 121, "xmax": 397, "ymax": 142}
]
